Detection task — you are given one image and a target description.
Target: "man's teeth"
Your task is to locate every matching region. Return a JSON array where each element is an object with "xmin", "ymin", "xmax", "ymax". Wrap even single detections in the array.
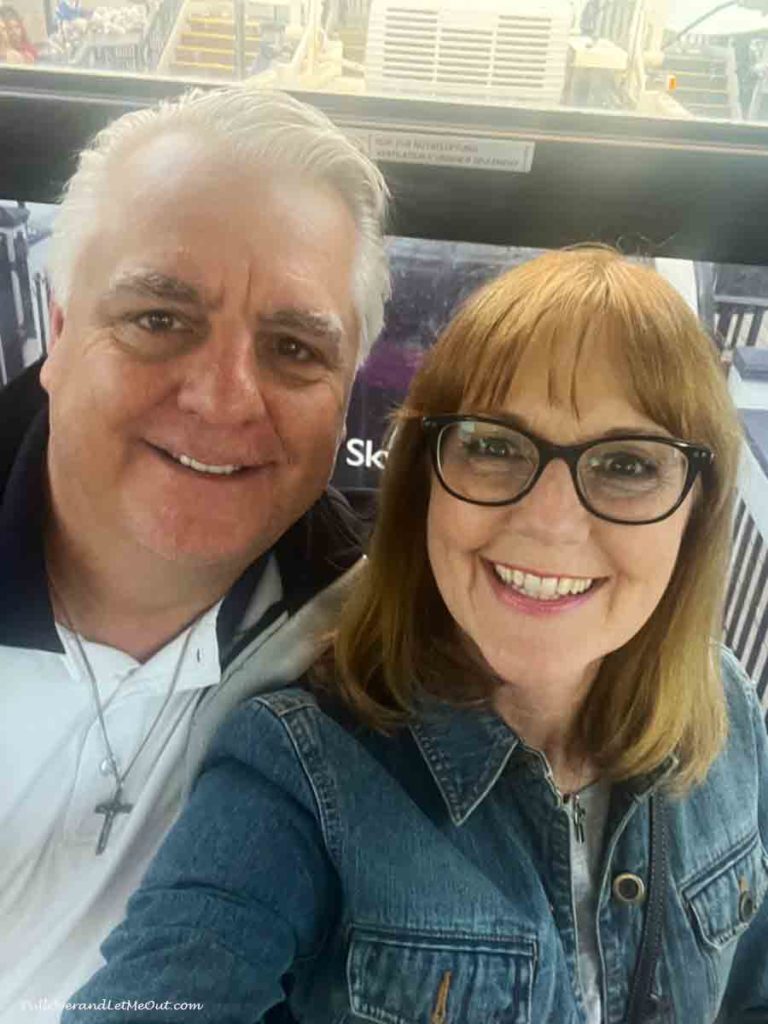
[
  {"xmin": 175, "ymin": 453, "xmax": 242, "ymax": 476},
  {"xmin": 492, "ymin": 564, "xmax": 595, "ymax": 600}
]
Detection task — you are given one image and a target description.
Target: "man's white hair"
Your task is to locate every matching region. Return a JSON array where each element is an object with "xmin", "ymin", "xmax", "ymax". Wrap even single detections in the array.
[{"xmin": 48, "ymin": 87, "xmax": 391, "ymax": 361}]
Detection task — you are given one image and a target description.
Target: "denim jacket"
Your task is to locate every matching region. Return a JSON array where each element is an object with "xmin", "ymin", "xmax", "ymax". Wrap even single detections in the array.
[{"xmin": 65, "ymin": 648, "xmax": 768, "ymax": 1024}]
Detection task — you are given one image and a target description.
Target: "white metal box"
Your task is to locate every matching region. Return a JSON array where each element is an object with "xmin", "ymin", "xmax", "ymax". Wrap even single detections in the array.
[{"xmin": 365, "ymin": 0, "xmax": 573, "ymax": 105}]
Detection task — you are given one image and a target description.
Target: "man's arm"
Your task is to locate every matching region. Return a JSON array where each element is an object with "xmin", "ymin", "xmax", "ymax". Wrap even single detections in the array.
[{"xmin": 62, "ymin": 701, "xmax": 339, "ymax": 1024}]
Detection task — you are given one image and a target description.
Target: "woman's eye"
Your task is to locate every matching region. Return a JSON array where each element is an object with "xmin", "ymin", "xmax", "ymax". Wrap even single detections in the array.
[
  {"xmin": 597, "ymin": 454, "xmax": 658, "ymax": 478},
  {"xmin": 464, "ymin": 437, "xmax": 514, "ymax": 459},
  {"xmin": 481, "ymin": 440, "xmax": 509, "ymax": 458},
  {"xmin": 134, "ymin": 311, "xmax": 185, "ymax": 333}
]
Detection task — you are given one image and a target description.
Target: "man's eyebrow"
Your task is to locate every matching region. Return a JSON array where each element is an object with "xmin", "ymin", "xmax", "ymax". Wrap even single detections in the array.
[
  {"xmin": 103, "ymin": 271, "xmax": 218, "ymax": 309},
  {"xmin": 258, "ymin": 309, "xmax": 344, "ymax": 349}
]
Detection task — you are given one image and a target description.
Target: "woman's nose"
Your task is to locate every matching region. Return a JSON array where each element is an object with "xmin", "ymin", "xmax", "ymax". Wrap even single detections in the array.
[{"xmin": 506, "ymin": 458, "xmax": 592, "ymax": 545}]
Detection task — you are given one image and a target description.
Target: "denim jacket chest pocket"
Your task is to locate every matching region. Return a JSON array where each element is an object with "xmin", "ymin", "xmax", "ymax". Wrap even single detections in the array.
[
  {"xmin": 683, "ymin": 828, "xmax": 768, "ymax": 954},
  {"xmin": 345, "ymin": 926, "xmax": 537, "ymax": 1024}
]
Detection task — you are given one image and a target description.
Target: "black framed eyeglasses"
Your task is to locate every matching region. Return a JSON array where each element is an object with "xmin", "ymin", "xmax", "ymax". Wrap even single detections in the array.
[{"xmin": 422, "ymin": 414, "xmax": 714, "ymax": 526}]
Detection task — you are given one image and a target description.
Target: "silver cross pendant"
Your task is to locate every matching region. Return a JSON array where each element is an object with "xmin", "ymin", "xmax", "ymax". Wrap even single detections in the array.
[{"xmin": 94, "ymin": 787, "xmax": 133, "ymax": 855}]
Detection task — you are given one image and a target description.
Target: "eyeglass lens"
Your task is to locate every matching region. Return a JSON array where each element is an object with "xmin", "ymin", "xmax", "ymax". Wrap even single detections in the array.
[{"xmin": 437, "ymin": 421, "xmax": 689, "ymax": 523}]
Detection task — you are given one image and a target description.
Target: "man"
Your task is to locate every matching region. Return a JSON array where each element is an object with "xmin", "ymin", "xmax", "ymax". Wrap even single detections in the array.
[{"xmin": 0, "ymin": 87, "xmax": 389, "ymax": 1022}]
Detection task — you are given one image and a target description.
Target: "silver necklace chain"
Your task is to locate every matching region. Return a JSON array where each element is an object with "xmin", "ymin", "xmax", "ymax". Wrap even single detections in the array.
[{"xmin": 48, "ymin": 576, "xmax": 195, "ymax": 855}]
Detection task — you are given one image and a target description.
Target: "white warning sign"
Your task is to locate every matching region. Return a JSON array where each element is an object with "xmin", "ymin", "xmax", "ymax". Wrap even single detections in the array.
[{"xmin": 351, "ymin": 130, "xmax": 535, "ymax": 172}]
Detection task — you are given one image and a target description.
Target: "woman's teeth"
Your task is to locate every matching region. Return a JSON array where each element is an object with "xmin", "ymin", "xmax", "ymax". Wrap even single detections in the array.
[{"xmin": 492, "ymin": 563, "xmax": 595, "ymax": 600}]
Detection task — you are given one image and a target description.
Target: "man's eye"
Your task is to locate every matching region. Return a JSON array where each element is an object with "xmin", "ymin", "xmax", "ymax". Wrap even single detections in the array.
[
  {"xmin": 134, "ymin": 311, "xmax": 185, "ymax": 333},
  {"xmin": 275, "ymin": 336, "xmax": 316, "ymax": 362}
]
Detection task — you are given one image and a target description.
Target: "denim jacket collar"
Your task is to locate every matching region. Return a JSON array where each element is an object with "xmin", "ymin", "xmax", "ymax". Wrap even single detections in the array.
[
  {"xmin": 409, "ymin": 697, "xmax": 679, "ymax": 827},
  {"xmin": 625, "ymin": 753, "xmax": 679, "ymax": 799},
  {"xmin": 409, "ymin": 699, "xmax": 522, "ymax": 826}
]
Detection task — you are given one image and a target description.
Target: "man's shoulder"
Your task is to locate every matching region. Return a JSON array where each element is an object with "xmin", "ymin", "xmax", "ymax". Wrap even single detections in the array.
[
  {"xmin": 272, "ymin": 486, "xmax": 372, "ymax": 607},
  {"xmin": 0, "ymin": 361, "xmax": 47, "ymax": 493},
  {"xmin": 302, "ymin": 485, "xmax": 372, "ymax": 557}
]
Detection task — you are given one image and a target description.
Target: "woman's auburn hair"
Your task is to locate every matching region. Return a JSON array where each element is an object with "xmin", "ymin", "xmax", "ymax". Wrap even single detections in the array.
[{"xmin": 327, "ymin": 246, "xmax": 742, "ymax": 792}]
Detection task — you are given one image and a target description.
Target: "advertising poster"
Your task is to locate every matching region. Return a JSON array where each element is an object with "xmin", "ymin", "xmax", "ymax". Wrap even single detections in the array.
[{"xmin": 1, "ymin": 198, "xmax": 767, "ymax": 694}]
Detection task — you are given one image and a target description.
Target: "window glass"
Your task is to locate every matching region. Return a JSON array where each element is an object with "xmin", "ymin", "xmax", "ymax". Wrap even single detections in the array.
[{"xmin": 2, "ymin": 2, "xmax": 768, "ymax": 126}]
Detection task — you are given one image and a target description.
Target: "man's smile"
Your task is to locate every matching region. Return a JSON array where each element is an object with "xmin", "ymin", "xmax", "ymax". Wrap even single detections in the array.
[{"xmin": 146, "ymin": 442, "xmax": 273, "ymax": 479}]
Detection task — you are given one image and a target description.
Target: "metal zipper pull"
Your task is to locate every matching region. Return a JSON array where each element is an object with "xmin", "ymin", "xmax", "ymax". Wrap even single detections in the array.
[
  {"xmin": 564, "ymin": 793, "xmax": 586, "ymax": 843},
  {"xmin": 430, "ymin": 970, "xmax": 452, "ymax": 1024},
  {"xmin": 572, "ymin": 793, "xmax": 586, "ymax": 843}
]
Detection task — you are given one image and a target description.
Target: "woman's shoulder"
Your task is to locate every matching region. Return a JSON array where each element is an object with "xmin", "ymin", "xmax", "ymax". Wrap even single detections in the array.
[
  {"xmin": 249, "ymin": 680, "xmax": 323, "ymax": 718},
  {"xmin": 197, "ymin": 680, "xmax": 371, "ymax": 856},
  {"xmin": 204, "ymin": 678, "xmax": 369, "ymax": 777},
  {"xmin": 719, "ymin": 645, "xmax": 766, "ymax": 742},
  {"xmin": 720, "ymin": 644, "xmax": 756, "ymax": 694},
  {"xmin": 691, "ymin": 646, "xmax": 768, "ymax": 812},
  {"xmin": 251, "ymin": 678, "xmax": 364, "ymax": 731}
]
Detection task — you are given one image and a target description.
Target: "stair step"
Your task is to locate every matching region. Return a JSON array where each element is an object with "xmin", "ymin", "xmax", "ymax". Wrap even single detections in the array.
[
  {"xmin": 681, "ymin": 101, "xmax": 733, "ymax": 115},
  {"xmin": 336, "ymin": 29, "xmax": 364, "ymax": 62},
  {"xmin": 674, "ymin": 87, "xmax": 730, "ymax": 100},
  {"xmin": 337, "ymin": 27, "xmax": 365, "ymax": 44},
  {"xmin": 179, "ymin": 35, "xmax": 260, "ymax": 52},
  {"xmin": 176, "ymin": 44, "xmax": 255, "ymax": 61},
  {"xmin": 171, "ymin": 59, "xmax": 235, "ymax": 75},
  {"xmin": 663, "ymin": 52, "xmax": 726, "ymax": 71},
  {"xmin": 181, "ymin": 31, "xmax": 249, "ymax": 44},
  {"xmin": 667, "ymin": 71, "xmax": 727, "ymax": 89},
  {"xmin": 187, "ymin": 16, "xmax": 260, "ymax": 32}
]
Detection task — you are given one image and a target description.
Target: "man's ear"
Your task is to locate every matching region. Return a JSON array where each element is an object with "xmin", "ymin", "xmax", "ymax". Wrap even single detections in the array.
[
  {"xmin": 48, "ymin": 302, "xmax": 65, "ymax": 350},
  {"xmin": 40, "ymin": 301, "xmax": 65, "ymax": 393},
  {"xmin": 335, "ymin": 420, "xmax": 348, "ymax": 456}
]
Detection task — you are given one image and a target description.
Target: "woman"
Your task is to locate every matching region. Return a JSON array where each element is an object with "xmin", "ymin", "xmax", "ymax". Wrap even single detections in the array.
[
  {"xmin": 0, "ymin": 6, "xmax": 37, "ymax": 62},
  {"xmin": 0, "ymin": 16, "xmax": 10, "ymax": 60},
  {"xmin": 64, "ymin": 248, "xmax": 768, "ymax": 1023}
]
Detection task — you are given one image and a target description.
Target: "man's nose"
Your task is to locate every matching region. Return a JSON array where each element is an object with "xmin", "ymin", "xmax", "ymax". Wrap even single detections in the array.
[
  {"xmin": 176, "ymin": 321, "xmax": 268, "ymax": 426},
  {"xmin": 506, "ymin": 458, "xmax": 592, "ymax": 545}
]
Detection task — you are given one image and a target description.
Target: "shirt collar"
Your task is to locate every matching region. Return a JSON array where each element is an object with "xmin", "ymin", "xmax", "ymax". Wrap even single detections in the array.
[{"xmin": 56, "ymin": 597, "xmax": 225, "ymax": 694}]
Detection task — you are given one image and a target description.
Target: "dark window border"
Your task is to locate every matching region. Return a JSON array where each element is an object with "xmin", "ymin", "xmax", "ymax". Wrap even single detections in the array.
[{"xmin": 2, "ymin": 66, "xmax": 768, "ymax": 263}]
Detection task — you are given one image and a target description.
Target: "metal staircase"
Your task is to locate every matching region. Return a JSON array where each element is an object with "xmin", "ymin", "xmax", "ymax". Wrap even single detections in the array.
[
  {"xmin": 170, "ymin": 7, "xmax": 261, "ymax": 77},
  {"xmin": 660, "ymin": 45, "xmax": 741, "ymax": 119}
]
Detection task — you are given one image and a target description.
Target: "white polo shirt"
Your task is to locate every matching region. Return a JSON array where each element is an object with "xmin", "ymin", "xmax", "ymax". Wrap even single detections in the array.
[{"xmin": 0, "ymin": 601, "xmax": 229, "ymax": 1023}]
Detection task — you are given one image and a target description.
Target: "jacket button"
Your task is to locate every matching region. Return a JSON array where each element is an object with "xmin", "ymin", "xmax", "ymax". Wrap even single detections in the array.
[
  {"xmin": 739, "ymin": 889, "xmax": 756, "ymax": 923},
  {"xmin": 645, "ymin": 993, "xmax": 671, "ymax": 1021},
  {"xmin": 612, "ymin": 872, "xmax": 646, "ymax": 905}
]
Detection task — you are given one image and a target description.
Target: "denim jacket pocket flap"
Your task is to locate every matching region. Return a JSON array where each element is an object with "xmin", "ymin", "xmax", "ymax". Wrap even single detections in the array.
[
  {"xmin": 683, "ymin": 830, "xmax": 768, "ymax": 952},
  {"xmin": 346, "ymin": 926, "xmax": 536, "ymax": 1024}
]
